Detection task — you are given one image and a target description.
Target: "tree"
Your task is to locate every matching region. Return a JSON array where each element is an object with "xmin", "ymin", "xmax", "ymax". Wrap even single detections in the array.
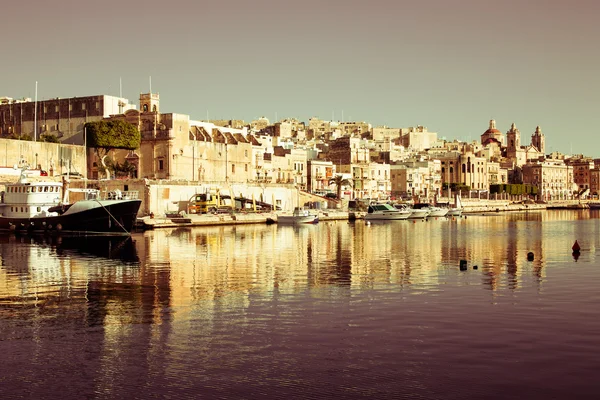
[
  {"xmin": 329, "ymin": 174, "xmax": 353, "ymax": 199},
  {"xmin": 40, "ymin": 133, "xmax": 59, "ymax": 143},
  {"xmin": 85, "ymin": 120, "xmax": 140, "ymax": 179}
]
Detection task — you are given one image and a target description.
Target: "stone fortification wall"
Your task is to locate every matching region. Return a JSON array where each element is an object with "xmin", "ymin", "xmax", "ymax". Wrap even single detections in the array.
[{"xmin": 0, "ymin": 138, "xmax": 86, "ymax": 182}]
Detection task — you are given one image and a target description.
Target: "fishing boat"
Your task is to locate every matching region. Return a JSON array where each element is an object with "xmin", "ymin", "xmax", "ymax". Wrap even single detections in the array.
[
  {"xmin": 0, "ymin": 170, "xmax": 141, "ymax": 235},
  {"xmin": 365, "ymin": 203, "xmax": 411, "ymax": 220},
  {"xmin": 277, "ymin": 207, "xmax": 318, "ymax": 224}
]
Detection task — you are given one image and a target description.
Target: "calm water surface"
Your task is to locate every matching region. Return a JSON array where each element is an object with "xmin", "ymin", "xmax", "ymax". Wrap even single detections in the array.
[{"xmin": 1, "ymin": 210, "xmax": 600, "ymax": 399}]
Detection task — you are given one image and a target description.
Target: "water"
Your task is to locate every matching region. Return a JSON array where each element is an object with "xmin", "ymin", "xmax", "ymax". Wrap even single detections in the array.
[{"xmin": 1, "ymin": 210, "xmax": 600, "ymax": 399}]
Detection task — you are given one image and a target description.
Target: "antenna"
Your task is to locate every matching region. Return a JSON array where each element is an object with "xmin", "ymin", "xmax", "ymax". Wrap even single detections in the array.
[{"xmin": 34, "ymin": 81, "xmax": 38, "ymax": 142}]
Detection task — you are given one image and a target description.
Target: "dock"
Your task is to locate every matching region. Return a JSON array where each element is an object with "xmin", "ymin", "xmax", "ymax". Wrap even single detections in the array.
[{"xmin": 137, "ymin": 210, "xmax": 351, "ymax": 230}]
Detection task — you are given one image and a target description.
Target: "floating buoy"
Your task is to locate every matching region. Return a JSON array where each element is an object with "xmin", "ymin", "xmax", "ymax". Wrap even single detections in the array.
[
  {"xmin": 527, "ymin": 252, "xmax": 534, "ymax": 261},
  {"xmin": 572, "ymin": 240, "xmax": 581, "ymax": 253}
]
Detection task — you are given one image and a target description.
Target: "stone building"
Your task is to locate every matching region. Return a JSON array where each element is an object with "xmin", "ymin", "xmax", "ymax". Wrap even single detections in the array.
[
  {"xmin": 506, "ymin": 123, "xmax": 545, "ymax": 167},
  {"xmin": 389, "ymin": 158, "xmax": 441, "ymax": 200},
  {"xmin": 438, "ymin": 150, "xmax": 488, "ymax": 191},
  {"xmin": 522, "ymin": 159, "xmax": 574, "ymax": 200},
  {"xmin": 565, "ymin": 156, "xmax": 594, "ymax": 196},
  {"xmin": 0, "ymin": 95, "xmax": 135, "ymax": 144},
  {"xmin": 480, "ymin": 119, "xmax": 504, "ymax": 147}
]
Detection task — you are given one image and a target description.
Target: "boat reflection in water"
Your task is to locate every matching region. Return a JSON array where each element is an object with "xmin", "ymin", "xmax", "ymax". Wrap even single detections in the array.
[
  {"xmin": 1, "ymin": 210, "xmax": 600, "ymax": 399},
  {"xmin": 1, "ymin": 234, "xmax": 139, "ymax": 262}
]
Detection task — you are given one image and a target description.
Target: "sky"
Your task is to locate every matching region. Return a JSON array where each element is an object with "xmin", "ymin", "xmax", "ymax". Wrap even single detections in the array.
[{"xmin": 2, "ymin": 0, "xmax": 599, "ymax": 156}]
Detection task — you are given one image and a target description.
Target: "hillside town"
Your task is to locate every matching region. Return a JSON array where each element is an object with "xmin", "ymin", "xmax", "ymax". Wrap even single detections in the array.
[{"xmin": 0, "ymin": 92, "xmax": 598, "ymax": 210}]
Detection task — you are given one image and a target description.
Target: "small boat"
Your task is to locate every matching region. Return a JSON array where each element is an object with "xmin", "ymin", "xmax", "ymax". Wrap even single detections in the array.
[
  {"xmin": 412, "ymin": 203, "xmax": 448, "ymax": 218},
  {"xmin": 446, "ymin": 194, "xmax": 463, "ymax": 217},
  {"xmin": 588, "ymin": 202, "xmax": 600, "ymax": 210},
  {"xmin": 277, "ymin": 207, "xmax": 318, "ymax": 224},
  {"xmin": 365, "ymin": 203, "xmax": 411, "ymax": 220},
  {"xmin": 0, "ymin": 170, "xmax": 141, "ymax": 235}
]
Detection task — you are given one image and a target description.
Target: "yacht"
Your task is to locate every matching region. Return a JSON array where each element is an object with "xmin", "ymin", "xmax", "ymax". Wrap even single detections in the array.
[{"xmin": 365, "ymin": 203, "xmax": 411, "ymax": 220}]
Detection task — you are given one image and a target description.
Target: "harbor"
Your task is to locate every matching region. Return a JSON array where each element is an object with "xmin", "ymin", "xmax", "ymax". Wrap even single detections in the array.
[{"xmin": 136, "ymin": 197, "xmax": 593, "ymax": 230}]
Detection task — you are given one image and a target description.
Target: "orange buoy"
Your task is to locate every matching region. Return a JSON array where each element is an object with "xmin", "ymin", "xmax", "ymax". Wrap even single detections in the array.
[{"xmin": 572, "ymin": 240, "xmax": 581, "ymax": 253}]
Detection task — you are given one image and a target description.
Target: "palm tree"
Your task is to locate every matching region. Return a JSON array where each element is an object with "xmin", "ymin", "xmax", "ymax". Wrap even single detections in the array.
[{"xmin": 329, "ymin": 174, "xmax": 353, "ymax": 200}]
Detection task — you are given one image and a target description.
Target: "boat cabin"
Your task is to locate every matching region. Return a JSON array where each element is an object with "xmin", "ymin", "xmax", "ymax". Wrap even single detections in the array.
[{"xmin": 0, "ymin": 181, "xmax": 63, "ymax": 218}]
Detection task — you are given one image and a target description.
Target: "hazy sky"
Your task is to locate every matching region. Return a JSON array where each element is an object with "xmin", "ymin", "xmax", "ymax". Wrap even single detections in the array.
[{"xmin": 2, "ymin": 0, "xmax": 599, "ymax": 155}]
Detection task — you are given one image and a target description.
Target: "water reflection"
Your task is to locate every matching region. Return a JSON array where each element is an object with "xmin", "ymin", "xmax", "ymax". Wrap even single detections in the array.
[{"xmin": 1, "ymin": 211, "xmax": 600, "ymax": 398}]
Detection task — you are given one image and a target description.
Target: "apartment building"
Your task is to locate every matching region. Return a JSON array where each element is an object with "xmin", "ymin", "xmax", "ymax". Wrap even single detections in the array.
[
  {"xmin": 522, "ymin": 159, "xmax": 574, "ymax": 200},
  {"xmin": 565, "ymin": 156, "xmax": 594, "ymax": 194}
]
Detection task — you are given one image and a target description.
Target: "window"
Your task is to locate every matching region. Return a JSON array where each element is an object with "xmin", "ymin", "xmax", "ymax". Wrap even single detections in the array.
[
  {"xmin": 232, "ymin": 164, "xmax": 235, "ymax": 174},
  {"xmin": 37, "ymin": 207, "xmax": 41, "ymax": 212},
  {"xmin": 81, "ymin": 103, "xmax": 86, "ymax": 110},
  {"xmin": 96, "ymin": 102, "xmax": 100, "ymax": 109},
  {"xmin": 55, "ymin": 105, "xmax": 59, "ymax": 112},
  {"xmin": 158, "ymin": 159, "xmax": 164, "ymax": 170},
  {"xmin": 143, "ymin": 104, "xmax": 148, "ymax": 112}
]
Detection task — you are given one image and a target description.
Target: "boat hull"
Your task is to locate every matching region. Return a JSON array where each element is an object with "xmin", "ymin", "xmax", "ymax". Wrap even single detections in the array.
[
  {"xmin": 365, "ymin": 212, "xmax": 410, "ymax": 220},
  {"xmin": 407, "ymin": 209, "xmax": 430, "ymax": 219},
  {"xmin": 0, "ymin": 199, "xmax": 142, "ymax": 235},
  {"xmin": 446, "ymin": 208, "xmax": 463, "ymax": 217},
  {"xmin": 277, "ymin": 215, "xmax": 318, "ymax": 224}
]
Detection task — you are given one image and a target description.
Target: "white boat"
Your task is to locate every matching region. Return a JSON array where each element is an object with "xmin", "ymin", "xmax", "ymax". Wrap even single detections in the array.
[
  {"xmin": 0, "ymin": 169, "xmax": 141, "ymax": 235},
  {"xmin": 277, "ymin": 207, "xmax": 318, "ymax": 224},
  {"xmin": 412, "ymin": 203, "xmax": 448, "ymax": 218},
  {"xmin": 446, "ymin": 195, "xmax": 463, "ymax": 217},
  {"xmin": 365, "ymin": 203, "xmax": 411, "ymax": 220}
]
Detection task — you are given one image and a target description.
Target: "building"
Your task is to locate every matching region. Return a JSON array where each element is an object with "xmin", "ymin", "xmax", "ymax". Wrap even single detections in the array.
[
  {"xmin": 522, "ymin": 159, "xmax": 574, "ymax": 200},
  {"xmin": 0, "ymin": 95, "xmax": 135, "ymax": 144},
  {"xmin": 506, "ymin": 122, "xmax": 545, "ymax": 167},
  {"xmin": 480, "ymin": 119, "xmax": 504, "ymax": 147}
]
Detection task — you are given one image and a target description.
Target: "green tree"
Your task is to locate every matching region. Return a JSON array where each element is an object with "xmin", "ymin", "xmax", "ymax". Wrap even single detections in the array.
[
  {"xmin": 40, "ymin": 133, "xmax": 59, "ymax": 143},
  {"xmin": 328, "ymin": 174, "xmax": 353, "ymax": 199},
  {"xmin": 85, "ymin": 120, "xmax": 140, "ymax": 179}
]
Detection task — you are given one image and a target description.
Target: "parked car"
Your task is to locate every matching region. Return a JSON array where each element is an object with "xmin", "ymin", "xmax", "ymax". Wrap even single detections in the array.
[{"xmin": 325, "ymin": 193, "xmax": 337, "ymax": 199}]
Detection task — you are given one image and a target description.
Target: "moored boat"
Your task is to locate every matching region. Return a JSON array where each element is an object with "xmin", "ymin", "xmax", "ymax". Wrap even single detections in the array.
[
  {"xmin": 366, "ymin": 203, "xmax": 411, "ymax": 220},
  {"xmin": 412, "ymin": 203, "xmax": 448, "ymax": 218},
  {"xmin": 0, "ymin": 172, "xmax": 141, "ymax": 235},
  {"xmin": 277, "ymin": 207, "xmax": 318, "ymax": 224},
  {"xmin": 446, "ymin": 194, "xmax": 463, "ymax": 217}
]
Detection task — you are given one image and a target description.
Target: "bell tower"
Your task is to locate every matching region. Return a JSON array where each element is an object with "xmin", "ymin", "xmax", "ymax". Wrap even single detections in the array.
[
  {"xmin": 531, "ymin": 125, "xmax": 545, "ymax": 153},
  {"xmin": 139, "ymin": 93, "xmax": 160, "ymax": 114},
  {"xmin": 506, "ymin": 122, "xmax": 520, "ymax": 158}
]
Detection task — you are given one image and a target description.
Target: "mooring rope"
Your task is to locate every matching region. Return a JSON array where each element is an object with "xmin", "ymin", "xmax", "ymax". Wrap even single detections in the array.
[{"xmin": 94, "ymin": 198, "xmax": 130, "ymax": 234}]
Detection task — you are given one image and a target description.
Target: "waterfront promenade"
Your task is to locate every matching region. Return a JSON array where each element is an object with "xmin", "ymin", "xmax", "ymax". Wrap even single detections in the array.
[{"xmin": 138, "ymin": 199, "xmax": 591, "ymax": 230}]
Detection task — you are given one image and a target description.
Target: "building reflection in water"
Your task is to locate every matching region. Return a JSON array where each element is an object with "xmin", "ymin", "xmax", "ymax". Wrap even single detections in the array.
[{"xmin": 1, "ymin": 210, "xmax": 600, "ymax": 396}]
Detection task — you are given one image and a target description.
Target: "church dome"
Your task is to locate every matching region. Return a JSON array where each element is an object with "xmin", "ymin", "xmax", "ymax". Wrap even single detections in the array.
[{"xmin": 483, "ymin": 119, "xmax": 501, "ymax": 135}]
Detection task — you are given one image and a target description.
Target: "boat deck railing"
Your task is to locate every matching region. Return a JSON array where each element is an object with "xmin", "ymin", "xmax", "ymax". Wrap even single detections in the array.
[{"xmin": 103, "ymin": 190, "xmax": 139, "ymax": 200}]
